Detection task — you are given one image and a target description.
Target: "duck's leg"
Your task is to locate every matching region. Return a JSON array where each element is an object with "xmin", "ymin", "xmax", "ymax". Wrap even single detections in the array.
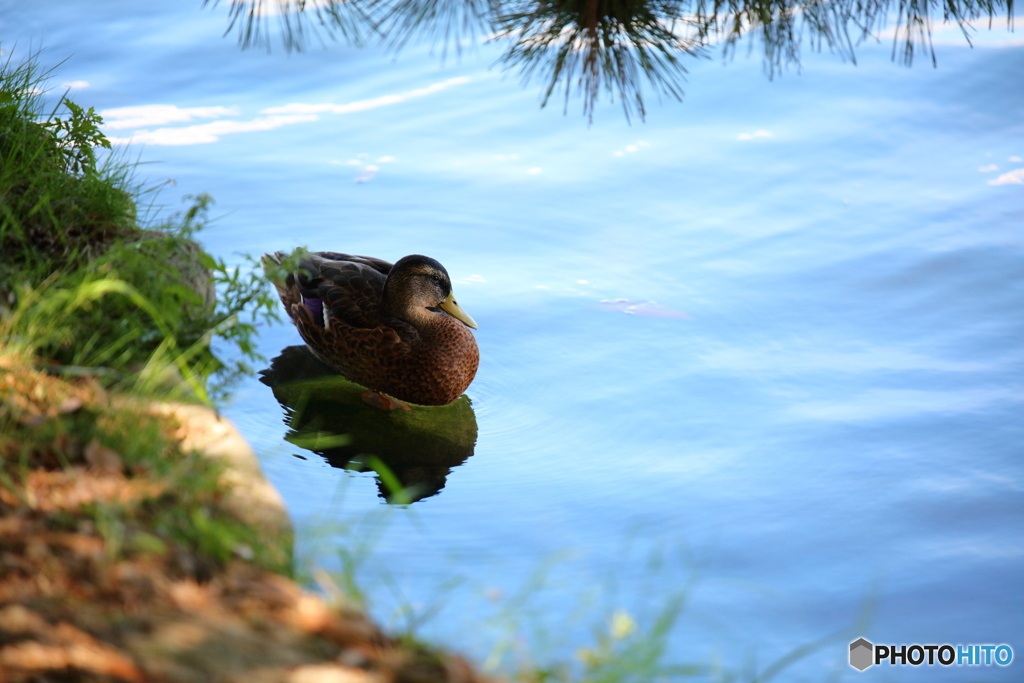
[{"xmin": 360, "ymin": 390, "xmax": 413, "ymax": 411}]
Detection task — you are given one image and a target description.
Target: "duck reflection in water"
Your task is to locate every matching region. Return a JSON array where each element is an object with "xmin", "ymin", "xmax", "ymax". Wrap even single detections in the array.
[{"xmin": 259, "ymin": 345, "xmax": 477, "ymax": 503}]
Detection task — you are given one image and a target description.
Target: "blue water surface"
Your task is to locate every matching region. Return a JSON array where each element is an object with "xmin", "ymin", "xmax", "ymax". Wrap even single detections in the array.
[{"xmin": 5, "ymin": 2, "xmax": 1023, "ymax": 679}]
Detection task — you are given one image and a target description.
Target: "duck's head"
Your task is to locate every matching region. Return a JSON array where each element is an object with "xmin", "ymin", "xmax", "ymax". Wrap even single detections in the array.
[{"xmin": 383, "ymin": 255, "xmax": 478, "ymax": 330}]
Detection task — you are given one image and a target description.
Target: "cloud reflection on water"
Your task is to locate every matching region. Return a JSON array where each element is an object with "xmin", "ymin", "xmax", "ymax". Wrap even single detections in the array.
[{"xmin": 102, "ymin": 77, "xmax": 470, "ymax": 146}]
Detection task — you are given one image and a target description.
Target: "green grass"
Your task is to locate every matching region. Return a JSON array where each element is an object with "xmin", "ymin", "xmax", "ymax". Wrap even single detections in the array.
[
  {"xmin": 0, "ymin": 51, "xmax": 131, "ymax": 277},
  {"xmin": 0, "ymin": 47, "xmax": 279, "ymax": 403},
  {"xmin": 0, "ymin": 47, "xmax": 291, "ymax": 577},
  {"xmin": 0, "ymin": 345, "xmax": 292, "ymax": 577}
]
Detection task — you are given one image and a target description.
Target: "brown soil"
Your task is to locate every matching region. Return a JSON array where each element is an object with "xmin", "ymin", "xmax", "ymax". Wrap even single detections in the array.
[{"xmin": 0, "ymin": 351, "xmax": 493, "ymax": 683}]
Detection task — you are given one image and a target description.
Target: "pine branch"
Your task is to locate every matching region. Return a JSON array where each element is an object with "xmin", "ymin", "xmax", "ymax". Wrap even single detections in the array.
[{"xmin": 204, "ymin": 0, "xmax": 1018, "ymax": 119}]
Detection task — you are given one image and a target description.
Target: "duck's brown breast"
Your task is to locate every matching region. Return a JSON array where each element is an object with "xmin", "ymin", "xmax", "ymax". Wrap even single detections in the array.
[
  {"xmin": 381, "ymin": 318, "xmax": 479, "ymax": 405},
  {"xmin": 299, "ymin": 313, "xmax": 479, "ymax": 406}
]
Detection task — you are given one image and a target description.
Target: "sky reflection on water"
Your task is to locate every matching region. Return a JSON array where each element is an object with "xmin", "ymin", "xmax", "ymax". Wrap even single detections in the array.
[{"xmin": 5, "ymin": 1, "xmax": 1024, "ymax": 678}]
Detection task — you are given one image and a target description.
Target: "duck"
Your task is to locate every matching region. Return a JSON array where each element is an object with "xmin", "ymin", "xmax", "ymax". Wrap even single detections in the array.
[{"xmin": 263, "ymin": 250, "xmax": 479, "ymax": 408}]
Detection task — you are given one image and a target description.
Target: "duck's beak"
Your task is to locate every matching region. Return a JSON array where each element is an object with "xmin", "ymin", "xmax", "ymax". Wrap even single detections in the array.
[{"xmin": 440, "ymin": 291, "xmax": 478, "ymax": 329}]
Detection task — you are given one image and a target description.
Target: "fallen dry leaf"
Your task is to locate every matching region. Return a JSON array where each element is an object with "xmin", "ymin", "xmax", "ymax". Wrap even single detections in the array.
[
  {"xmin": 84, "ymin": 438, "xmax": 124, "ymax": 475},
  {"xmin": 57, "ymin": 396, "xmax": 84, "ymax": 414}
]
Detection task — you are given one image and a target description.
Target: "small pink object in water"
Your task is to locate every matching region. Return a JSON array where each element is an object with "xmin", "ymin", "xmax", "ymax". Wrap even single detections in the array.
[{"xmin": 597, "ymin": 298, "xmax": 691, "ymax": 319}]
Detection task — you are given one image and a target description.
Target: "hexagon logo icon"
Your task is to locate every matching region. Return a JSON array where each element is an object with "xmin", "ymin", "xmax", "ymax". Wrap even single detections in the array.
[{"xmin": 849, "ymin": 638, "xmax": 874, "ymax": 671}]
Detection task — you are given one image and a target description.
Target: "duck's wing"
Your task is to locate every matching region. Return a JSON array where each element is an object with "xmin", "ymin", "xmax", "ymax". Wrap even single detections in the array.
[
  {"xmin": 264, "ymin": 250, "xmax": 408, "ymax": 336},
  {"xmin": 286, "ymin": 252, "xmax": 389, "ymax": 330},
  {"xmin": 314, "ymin": 252, "xmax": 393, "ymax": 276},
  {"xmin": 315, "ymin": 258, "xmax": 387, "ymax": 329}
]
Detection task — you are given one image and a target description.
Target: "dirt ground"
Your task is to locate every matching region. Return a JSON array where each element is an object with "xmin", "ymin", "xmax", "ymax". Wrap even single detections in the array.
[{"xmin": 0, "ymin": 351, "xmax": 492, "ymax": 683}]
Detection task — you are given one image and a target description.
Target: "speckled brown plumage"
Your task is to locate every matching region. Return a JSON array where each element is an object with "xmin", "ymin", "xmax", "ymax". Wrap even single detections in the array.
[{"xmin": 263, "ymin": 250, "xmax": 479, "ymax": 406}]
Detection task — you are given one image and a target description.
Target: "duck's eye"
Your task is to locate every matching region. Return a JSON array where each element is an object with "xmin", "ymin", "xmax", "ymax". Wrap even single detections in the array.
[{"xmin": 430, "ymin": 274, "xmax": 441, "ymax": 284}]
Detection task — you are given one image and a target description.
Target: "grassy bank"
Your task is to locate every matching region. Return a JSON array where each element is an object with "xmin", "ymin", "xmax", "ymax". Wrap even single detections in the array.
[
  {"xmin": 0, "ymin": 50, "xmax": 497, "ymax": 682},
  {"xmin": 0, "ymin": 343, "xmax": 494, "ymax": 682}
]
